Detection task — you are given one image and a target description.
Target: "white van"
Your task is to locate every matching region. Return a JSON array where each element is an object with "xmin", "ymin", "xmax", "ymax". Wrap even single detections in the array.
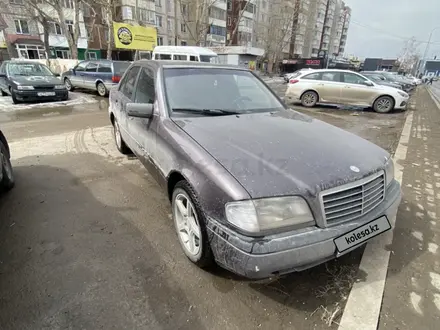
[{"xmin": 152, "ymin": 46, "xmax": 219, "ymax": 63}]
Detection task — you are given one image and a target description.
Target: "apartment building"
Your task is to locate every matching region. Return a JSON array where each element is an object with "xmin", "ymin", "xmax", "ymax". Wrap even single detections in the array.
[
  {"xmin": 0, "ymin": 0, "xmax": 44, "ymax": 60},
  {"xmin": 226, "ymin": 0, "xmax": 257, "ymax": 46},
  {"xmin": 82, "ymin": 4, "xmax": 110, "ymax": 60},
  {"xmin": 206, "ymin": 0, "xmax": 227, "ymax": 46}
]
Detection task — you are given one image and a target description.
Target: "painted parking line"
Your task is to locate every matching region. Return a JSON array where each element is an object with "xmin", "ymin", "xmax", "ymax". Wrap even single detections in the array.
[{"xmin": 338, "ymin": 111, "xmax": 413, "ymax": 330}]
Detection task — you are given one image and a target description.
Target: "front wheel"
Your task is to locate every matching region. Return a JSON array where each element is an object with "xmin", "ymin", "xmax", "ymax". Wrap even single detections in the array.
[
  {"xmin": 172, "ymin": 180, "xmax": 214, "ymax": 268},
  {"xmin": 11, "ymin": 90, "xmax": 20, "ymax": 104},
  {"xmin": 0, "ymin": 140, "xmax": 14, "ymax": 192},
  {"xmin": 301, "ymin": 91, "xmax": 318, "ymax": 107},
  {"xmin": 64, "ymin": 78, "xmax": 74, "ymax": 91},
  {"xmin": 373, "ymin": 96, "xmax": 394, "ymax": 113}
]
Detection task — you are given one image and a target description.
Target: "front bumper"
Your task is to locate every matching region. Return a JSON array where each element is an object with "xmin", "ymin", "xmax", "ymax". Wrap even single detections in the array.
[
  {"xmin": 13, "ymin": 89, "xmax": 68, "ymax": 102},
  {"xmin": 394, "ymin": 94, "xmax": 410, "ymax": 110},
  {"xmin": 207, "ymin": 180, "xmax": 401, "ymax": 279}
]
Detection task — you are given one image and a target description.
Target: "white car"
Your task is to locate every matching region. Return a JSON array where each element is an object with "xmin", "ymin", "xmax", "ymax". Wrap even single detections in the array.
[{"xmin": 285, "ymin": 69, "xmax": 409, "ymax": 113}]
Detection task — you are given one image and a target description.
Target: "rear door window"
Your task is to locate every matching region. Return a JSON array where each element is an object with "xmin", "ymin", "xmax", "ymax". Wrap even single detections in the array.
[
  {"xmin": 321, "ymin": 72, "xmax": 341, "ymax": 82},
  {"xmin": 75, "ymin": 61, "xmax": 88, "ymax": 71},
  {"xmin": 156, "ymin": 54, "xmax": 171, "ymax": 60},
  {"xmin": 189, "ymin": 56, "xmax": 198, "ymax": 62}
]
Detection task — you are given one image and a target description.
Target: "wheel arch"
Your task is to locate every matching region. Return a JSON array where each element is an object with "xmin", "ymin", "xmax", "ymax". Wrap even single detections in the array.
[
  {"xmin": 167, "ymin": 171, "xmax": 187, "ymax": 201},
  {"xmin": 372, "ymin": 94, "xmax": 396, "ymax": 108}
]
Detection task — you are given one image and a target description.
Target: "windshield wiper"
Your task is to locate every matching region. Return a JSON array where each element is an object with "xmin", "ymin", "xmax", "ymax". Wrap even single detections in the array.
[{"xmin": 172, "ymin": 108, "xmax": 241, "ymax": 115}]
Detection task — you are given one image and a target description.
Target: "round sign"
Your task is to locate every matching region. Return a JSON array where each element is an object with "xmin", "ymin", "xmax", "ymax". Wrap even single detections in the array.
[{"xmin": 117, "ymin": 27, "xmax": 133, "ymax": 46}]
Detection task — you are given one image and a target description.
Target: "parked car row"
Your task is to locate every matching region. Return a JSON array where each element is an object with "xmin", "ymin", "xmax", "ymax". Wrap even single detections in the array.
[
  {"xmin": 108, "ymin": 60, "xmax": 401, "ymax": 279},
  {"xmin": 361, "ymin": 71, "xmax": 416, "ymax": 93},
  {"xmin": 284, "ymin": 69, "xmax": 410, "ymax": 113}
]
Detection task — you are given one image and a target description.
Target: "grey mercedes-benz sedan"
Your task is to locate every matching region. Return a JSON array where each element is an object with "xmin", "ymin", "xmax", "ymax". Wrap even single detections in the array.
[{"xmin": 108, "ymin": 60, "xmax": 401, "ymax": 279}]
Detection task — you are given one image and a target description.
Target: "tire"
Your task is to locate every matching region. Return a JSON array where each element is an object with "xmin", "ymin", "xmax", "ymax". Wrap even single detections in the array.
[
  {"xmin": 112, "ymin": 118, "xmax": 131, "ymax": 154},
  {"xmin": 0, "ymin": 140, "xmax": 14, "ymax": 192},
  {"xmin": 64, "ymin": 78, "xmax": 74, "ymax": 91},
  {"xmin": 0, "ymin": 89, "xmax": 7, "ymax": 97},
  {"xmin": 96, "ymin": 82, "xmax": 107, "ymax": 97},
  {"xmin": 373, "ymin": 96, "xmax": 394, "ymax": 113},
  {"xmin": 11, "ymin": 90, "xmax": 20, "ymax": 104},
  {"xmin": 172, "ymin": 180, "xmax": 214, "ymax": 268},
  {"xmin": 61, "ymin": 94, "xmax": 69, "ymax": 101},
  {"xmin": 301, "ymin": 90, "xmax": 318, "ymax": 107}
]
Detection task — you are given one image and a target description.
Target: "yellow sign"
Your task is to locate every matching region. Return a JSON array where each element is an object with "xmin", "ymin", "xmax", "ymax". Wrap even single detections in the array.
[{"xmin": 113, "ymin": 22, "xmax": 157, "ymax": 51}]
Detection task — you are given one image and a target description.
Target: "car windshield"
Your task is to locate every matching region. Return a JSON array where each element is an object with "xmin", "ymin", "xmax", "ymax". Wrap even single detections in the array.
[
  {"xmin": 8, "ymin": 63, "xmax": 53, "ymax": 76},
  {"xmin": 199, "ymin": 55, "xmax": 219, "ymax": 63},
  {"xmin": 163, "ymin": 68, "xmax": 285, "ymax": 115}
]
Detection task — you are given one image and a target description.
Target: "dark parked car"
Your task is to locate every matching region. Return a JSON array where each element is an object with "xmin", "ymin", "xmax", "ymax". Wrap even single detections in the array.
[
  {"xmin": 61, "ymin": 60, "xmax": 131, "ymax": 96},
  {"xmin": 362, "ymin": 71, "xmax": 413, "ymax": 93},
  {"xmin": 0, "ymin": 129, "xmax": 14, "ymax": 192},
  {"xmin": 0, "ymin": 61, "xmax": 68, "ymax": 104},
  {"xmin": 361, "ymin": 73, "xmax": 403, "ymax": 90},
  {"xmin": 109, "ymin": 61, "xmax": 402, "ymax": 279}
]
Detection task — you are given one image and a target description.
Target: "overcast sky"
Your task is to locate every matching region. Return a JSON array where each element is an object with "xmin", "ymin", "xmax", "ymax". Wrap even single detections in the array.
[{"xmin": 344, "ymin": 0, "xmax": 440, "ymax": 59}]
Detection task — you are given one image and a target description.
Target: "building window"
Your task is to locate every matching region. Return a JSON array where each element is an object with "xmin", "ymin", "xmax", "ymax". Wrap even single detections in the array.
[
  {"xmin": 83, "ymin": 4, "xmax": 90, "ymax": 17},
  {"xmin": 86, "ymin": 25, "xmax": 93, "ymax": 41},
  {"xmin": 166, "ymin": 0, "xmax": 171, "ymax": 12},
  {"xmin": 155, "ymin": 0, "xmax": 161, "ymax": 7},
  {"xmin": 181, "ymin": 23, "xmax": 186, "ymax": 33},
  {"xmin": 244, "ymin": 3, "xmax": 255, "ymax": 14},
  {"xmin": 168, "ymin": 39, "xmax": 172, "ymax": 45},
  {"xmin": 10, "ymin": 0, "xmax": 24, "ymax": 4},
  {"xmin": 14, "ymin": 19, "xmax": 29, "ymax": 34},
  {"xmin": 16, "ymin": 44, "xmax": 46, "ymax": 59},
  {"xmin": 227, "ymin": 0, "xmax": 232, "ymax": 10},
  {"xmin": 49, "ymin": 22, "xmax": 62, "ymax": 35},
  {"xmin": 262, "ymin": 0, "xmax": 266, "ymax": 9},
  {"xmin": 157, "ymin": 36, "xmax": 163, "ymax": 45},
  {"xmin": 156, "ymin": 15, "xmax": 162, "ymax": 27},
  {"xmin": 65, "ymin": 20, "xmax": 74, "ymax": 34},
  {"xmin": 87, "ymin": 52, "xmax": 97, "ymax": 60},
  {"xmin": 261, "ymin": 14, "xmax": 266, "ymax": 22},
  {"xmin": 55, "ymin": 50, "xmax": 71, "ymax": 59},
  {"xmin": 64, "ymin": 0, "xmax": 73, "ymax": 9},
  {"xmin": 181, "ymin": 4, "xmax": 188, "ymax": 16},
  {"xmin": 210, "ymin": 25, "xmax": 226, "ymax": 36},
  {"xmin": 209, "ymin": 7, "xmax": 226, "ymax": 20},
  {"xmin": 167, "ymin": 19, "xmax": 172, "ymax": 31},
  {"xmin": 121, "ymin": 6, "xmax": 133, "ymax": 20},
  {"xmin": 181, "ymin": 41, "xmax": 187, "ymax": 46},
  {"xmin": 227, "ymin": 17, "xmax": 231, "ymax": 26},
  {"xmin": 139, "ymin": 9, "xmax": 155, "ymax": 24},
  {"xmin": 104, "ymin": 29, "xmax": 109, "ymax": 43}
]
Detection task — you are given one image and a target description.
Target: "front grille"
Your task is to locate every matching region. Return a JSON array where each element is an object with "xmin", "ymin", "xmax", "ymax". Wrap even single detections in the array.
[
  {"xmin": 321, "ymin": 172, "xmax": 385, "ymax": 225},
  {"xmin": 34, "ymin": 85, "xmax": 55, "ymax": 90}
]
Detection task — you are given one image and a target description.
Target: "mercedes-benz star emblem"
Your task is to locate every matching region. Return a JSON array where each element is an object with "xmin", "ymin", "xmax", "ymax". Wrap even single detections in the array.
[{"xmin": 350, "ymin": 165, "xmax": 360, "ymax": 173}]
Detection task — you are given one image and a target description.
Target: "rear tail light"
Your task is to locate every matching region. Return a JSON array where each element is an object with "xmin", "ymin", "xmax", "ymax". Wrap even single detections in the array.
[
  {"xmin": 112, "ymin": 76, "xmax": 121, "ymax": 83},
  {"xmin": 289, "ymin": 79, "xmax": 299, "ymax": 84}
]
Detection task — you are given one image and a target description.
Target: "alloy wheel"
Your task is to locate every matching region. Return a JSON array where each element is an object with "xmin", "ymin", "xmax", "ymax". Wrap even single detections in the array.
[
  {"xmin": 114, "ymin": 121, "xmax": 122, "ymax": 149},
  {"xmin": 174, "ymin": 192, "xmax": 201, "ymax": 257},
  {"xmin": 377, "ymin": 98, "xmax": 392, "ymax": 112},
  {"xmin": 303, "ymin": 92, "xmax": 316, "ymax": 106},
  {"xmin": 97, "ymin": 83, "xmax": 106, "ymax": 96}
]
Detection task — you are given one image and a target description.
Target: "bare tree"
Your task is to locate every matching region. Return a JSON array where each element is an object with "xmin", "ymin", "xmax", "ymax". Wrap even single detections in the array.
[
  {"xmin": 177, "ymin": 0, "xmax": 221, "ymax": 46},
  {"xmin": 40, "ymin": 0, "xmax": 81, "ymax": 59},
  {"xmin": 257, "ymin": 0, "xmax": 296, "ymax": 73},
  {"xmin": 227, "ymin": 0, "xmax": 252, "ymax": 46},
  {"xmin": 25, "ymin": 0, "xmax": 53, "ymax": 59},
  {"xmin": 88, "ymin": 0, "xmax": 115, "ymax": 60},
  {"xmin": 398, "ymin": 36, "xmax": 421, "ymax": 73}
]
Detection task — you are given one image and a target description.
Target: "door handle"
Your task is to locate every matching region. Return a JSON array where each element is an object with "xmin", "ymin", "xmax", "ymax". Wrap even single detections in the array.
[{"xmin": 344, "ymin": 86, "xmax": 351, "ymax": 88}]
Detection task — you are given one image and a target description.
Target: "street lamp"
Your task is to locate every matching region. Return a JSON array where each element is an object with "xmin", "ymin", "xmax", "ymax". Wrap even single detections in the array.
[{"xmin": 421, "ymin": 26, "xmax": 440, "ymax": 74}]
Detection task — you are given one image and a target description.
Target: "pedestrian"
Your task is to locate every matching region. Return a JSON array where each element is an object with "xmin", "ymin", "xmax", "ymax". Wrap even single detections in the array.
[{"xmin": 428, "ymin": 77, "xmax": 434, "ymax": 85}]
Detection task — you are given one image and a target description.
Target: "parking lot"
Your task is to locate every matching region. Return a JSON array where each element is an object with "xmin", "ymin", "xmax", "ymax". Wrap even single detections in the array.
[{"xmin": 0, "ymin": 82, "xmax": 438, "ymax": 330}]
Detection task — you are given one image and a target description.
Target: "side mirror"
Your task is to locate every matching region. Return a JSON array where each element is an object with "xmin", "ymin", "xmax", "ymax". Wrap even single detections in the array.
[
  {"xmin": 363, "ymin": 81, "xmax": 374, "ymax": 87},
  {"xmin": 127, "ymin": 103, "xmax": 154, "ymax": 118}
]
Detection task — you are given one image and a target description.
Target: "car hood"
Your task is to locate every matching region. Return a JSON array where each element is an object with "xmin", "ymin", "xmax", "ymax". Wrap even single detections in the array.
[
  {"xmin": 174, "ymin": 111, "xmax": 389, "ymax": 199},
  {"xmin": 11, "ymin": 75, "xmax": 62, "ymax": 86}
]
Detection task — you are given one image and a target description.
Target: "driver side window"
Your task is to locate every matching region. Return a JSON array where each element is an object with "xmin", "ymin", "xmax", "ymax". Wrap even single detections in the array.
[{"xmin": 134, "ymin": 68, "xmax": 155, "ymax": 104}]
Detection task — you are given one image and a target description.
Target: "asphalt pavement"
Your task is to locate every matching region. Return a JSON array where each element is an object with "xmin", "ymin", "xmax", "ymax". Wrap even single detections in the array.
[{"xmin": 0, "ymin": 83, "xmax": 433, "ymax": 329}]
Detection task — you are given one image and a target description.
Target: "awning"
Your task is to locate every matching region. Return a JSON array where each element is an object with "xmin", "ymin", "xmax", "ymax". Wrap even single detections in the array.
[{"xmin": 6, "ymin": 34, "xmax": 43, "ymax": 45}]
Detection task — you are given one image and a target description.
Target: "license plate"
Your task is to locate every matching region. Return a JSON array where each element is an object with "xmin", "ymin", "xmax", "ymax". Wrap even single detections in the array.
[
  {"xmin": 334, "ymin": 216, "xmax": 391, "ymax": 253},
  {"xmin": 37, "ymin": 92, "xmax": 55, "ymax": 96}
]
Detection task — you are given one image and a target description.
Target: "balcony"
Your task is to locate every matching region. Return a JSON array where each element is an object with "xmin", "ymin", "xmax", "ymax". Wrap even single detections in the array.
[{"xmin": 206, "ymin": 34, "xmax": 226, "ymax": 44}]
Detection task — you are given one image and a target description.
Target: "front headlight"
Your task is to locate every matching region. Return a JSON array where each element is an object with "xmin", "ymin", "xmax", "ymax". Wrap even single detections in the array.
[
  {"xmin": 385, "ymin": 158, "xmax": 394, "ymax": 186},
  {"xmin": 55, "ymin": 85, "xmax": 66, "ymax": 90},
  {"xmin": 398, "ymin": 91, "xmax": 408, "ymax": 97},
  {"xmin": 17, "ymin": 85, "xmax": 34, "ymax": 90},
  {"xmin": 225, "ymin": 196, "xmax": 314, "ymax": 233}
]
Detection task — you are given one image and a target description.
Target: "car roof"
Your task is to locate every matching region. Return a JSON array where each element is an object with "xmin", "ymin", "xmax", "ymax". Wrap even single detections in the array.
[
  {"xmin": 5, "ymin": 60, "xmax": 47, "ymax": 65},
  {"xmin": 131, "ymin": 60, "xmax": 250, "ymax": 71},
  {"xmin": 152, "ymin": 46, "xmax": 217, "ymax": 56}
]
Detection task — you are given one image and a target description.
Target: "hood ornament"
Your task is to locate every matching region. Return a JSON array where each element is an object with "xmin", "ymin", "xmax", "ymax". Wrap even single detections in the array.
[{"xmin": 350, "ymin": 165, "xmax": 360, "ymax": 173}]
